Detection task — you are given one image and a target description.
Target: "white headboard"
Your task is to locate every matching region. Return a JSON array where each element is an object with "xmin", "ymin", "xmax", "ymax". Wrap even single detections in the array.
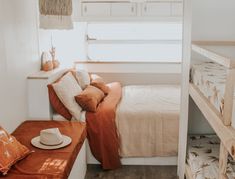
[{"xmin": 27, "ymin": 69, "xmax": 68, "ymax": 120}]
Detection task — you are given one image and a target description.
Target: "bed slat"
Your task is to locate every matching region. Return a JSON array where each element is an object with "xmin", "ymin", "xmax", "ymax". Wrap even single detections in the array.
[
  {"xmin": 219, "ymin": 143, "xmax": 229, "ymax": 179},
  {"xmin": 223, "ymin": 69, "xmax": 235, "ymax": 126},
  {"xmin": 191, "ymin": 42, "xmax": 235, "ymax": 68}
]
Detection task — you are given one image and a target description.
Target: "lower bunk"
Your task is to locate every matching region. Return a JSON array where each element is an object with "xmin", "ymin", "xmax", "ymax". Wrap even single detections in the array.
[
  {"xmin": 185, "ymin": 135, "xmax": 235, "ymax": 179},
  {"xmin": 52, "ymin": 84, "xmax": 180, "ymax": 166},
  {"xmin": 46, "ymin": 69, "xmax": 181, "ymax": 169}
]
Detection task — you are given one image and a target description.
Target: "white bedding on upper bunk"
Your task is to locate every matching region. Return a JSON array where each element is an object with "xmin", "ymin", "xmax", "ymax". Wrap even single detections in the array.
[
  {"xmin": 187, "ymin": 135, "xmax": 235, "ymax": 179},
  {"xmin": 190, "ymin": 62, "xmax": 234, "ymax": 114},
  {"xmin": 115, "ymin": 85, "xmax": 180, "ymax": 157}
]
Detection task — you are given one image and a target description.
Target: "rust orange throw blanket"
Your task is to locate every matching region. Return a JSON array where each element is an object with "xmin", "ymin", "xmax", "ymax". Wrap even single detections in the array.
[{"xmin": 86, "ymin": 82, "xmax": 122, "ymax": 169}]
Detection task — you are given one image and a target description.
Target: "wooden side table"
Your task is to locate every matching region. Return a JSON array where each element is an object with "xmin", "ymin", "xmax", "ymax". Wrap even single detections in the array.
[{"xmin": 6, "ymin": 120, "xmax": 87, "ymax": 179}]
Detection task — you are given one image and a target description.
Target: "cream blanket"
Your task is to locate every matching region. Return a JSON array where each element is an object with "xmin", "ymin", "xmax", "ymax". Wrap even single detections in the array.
[{"xmin": 115, "ymin": 85, "xmax": 180, "ymax": 157}]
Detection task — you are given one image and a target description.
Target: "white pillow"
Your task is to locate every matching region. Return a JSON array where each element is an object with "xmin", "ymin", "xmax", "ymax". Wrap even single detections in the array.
[
  {"xmin": 52, "ymin": 72, "xmax": 82, "ymax": 120},
  {"xmin": 75, "ymin": 70, "xmax": 90, "ymax": 90}
]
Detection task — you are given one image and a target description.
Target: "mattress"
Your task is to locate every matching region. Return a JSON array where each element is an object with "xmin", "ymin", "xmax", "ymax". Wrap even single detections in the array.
[
  {"xmin": 187, "ymin": 135, "xmax": 235, "ymax": 179},
  {"xmin": 115, "ymin": 85, "xmax": 180, "ymax": 157},
  {"xmin": 190, "ymin": 62, "xmax": 230, "ymax": 114}
]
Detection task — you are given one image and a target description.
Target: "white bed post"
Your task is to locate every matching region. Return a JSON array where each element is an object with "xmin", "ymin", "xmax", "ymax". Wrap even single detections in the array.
[{"xmin": 177, "ymin": 0, "xmax": 192, "ymax": 178}]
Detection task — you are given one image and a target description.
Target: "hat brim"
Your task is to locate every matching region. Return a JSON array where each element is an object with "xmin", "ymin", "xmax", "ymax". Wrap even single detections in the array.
[{"xmin": 31, "ymin": 135, "xmax": 72, "ymax": 150}]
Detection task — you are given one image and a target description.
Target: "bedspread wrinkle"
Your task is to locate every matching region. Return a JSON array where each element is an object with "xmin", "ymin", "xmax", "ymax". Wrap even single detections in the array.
[{"xmin": 116, "ymin": 85, "xmax": 180, "ymax": 157}]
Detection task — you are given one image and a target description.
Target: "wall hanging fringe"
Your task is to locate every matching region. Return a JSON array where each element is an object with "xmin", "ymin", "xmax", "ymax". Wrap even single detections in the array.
[
  {"xmin": 39, "ymin": 0, "xmax": 73, "ymax": 29},
  {"xmin": 39, "ymin": 0, "xmax": 72, "ymax": 16}
]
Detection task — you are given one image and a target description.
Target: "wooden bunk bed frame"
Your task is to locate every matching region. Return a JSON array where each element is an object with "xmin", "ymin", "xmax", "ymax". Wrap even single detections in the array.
[{"xmin": 185, "ymin": 41, "xmax": 235, "ymax": 179}]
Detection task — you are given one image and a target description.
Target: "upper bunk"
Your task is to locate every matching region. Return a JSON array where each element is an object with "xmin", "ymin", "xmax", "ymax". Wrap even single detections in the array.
[
  {"xmin": 189, "ymin": 41, "xmax": 235, "ymax": 160},
  {"xmin": 192, "ymin": 41, "xmax": 235, "ymax": 68}
]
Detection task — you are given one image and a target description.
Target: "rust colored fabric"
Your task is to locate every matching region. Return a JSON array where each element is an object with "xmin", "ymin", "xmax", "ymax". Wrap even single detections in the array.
[
  {"xmin": 75, "ymin": 85, "xmax": 105, "ymax": 112},
  {"xmin": 0, "ymin": 127, "xmax": 31, "ymax": 175},
  {"xmin": 90, "ymin": 79, "xmax": 109, "ymax": 95},
  {"xmin": 1, "ymin": 121, "xmax": 86, "ymax": 179},
  {"xmin": 47, "ymin": 84, "xmax": 72, "ymax": 120},
  {"xmin": 90, "ymin": 74, "xmax": 109, "ymax": 95},
  {"xmin": 47, "ymin": 69, "xmax": 77, "ymax": 120},
  {"xmin": 86, "ymin": 82, "xmax": 122, "ymax": 170}
]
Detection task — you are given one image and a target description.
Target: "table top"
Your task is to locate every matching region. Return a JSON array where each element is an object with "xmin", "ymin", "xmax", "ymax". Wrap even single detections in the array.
[{"xmin": 3, "ymin": 120, "xmax": 86, "ymax": 179}]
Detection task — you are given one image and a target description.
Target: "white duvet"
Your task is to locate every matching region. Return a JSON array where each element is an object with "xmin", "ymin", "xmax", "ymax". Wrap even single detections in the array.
[{"xmin": 115, "ymin": 85, "xmax": 181, "ymax": 157}]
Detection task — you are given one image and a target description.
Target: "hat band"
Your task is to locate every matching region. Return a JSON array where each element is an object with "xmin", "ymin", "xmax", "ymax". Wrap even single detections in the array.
[{"xmin": 40, "ymin": 140, "xmax": 63, "ymax": 146}]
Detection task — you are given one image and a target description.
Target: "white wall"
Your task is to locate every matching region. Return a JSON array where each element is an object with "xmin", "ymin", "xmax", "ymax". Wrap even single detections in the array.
[
  {"xmin": 38, "ymin": 22, "xmax": 87, "ymax": 68},
  {"xmin": 188, "ymin": 0, "xmax": 235, "ymax": 134},
  {"xmin": 192, "ymin": 0, "xmax": 235, "ymax": 41},
  {"xmin": 38, "ymin": 0, "xmax": 87, "ymax": 68},
  {"xmin": 0, "ymin": 0, "xmax": 40, "ymax": 132}
]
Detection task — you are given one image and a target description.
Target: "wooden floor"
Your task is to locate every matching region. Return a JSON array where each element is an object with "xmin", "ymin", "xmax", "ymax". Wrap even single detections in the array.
[{"xmin": 85, "ymin": 165, "xmax": 177, "ymax": 179}]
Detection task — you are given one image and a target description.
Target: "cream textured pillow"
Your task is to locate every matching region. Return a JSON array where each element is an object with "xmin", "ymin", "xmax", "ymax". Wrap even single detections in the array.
[
  {"xmin": 75, "ymin": 70, "xmax": 90, "ymax": 90},
  {"xmin": 52, "ymin": 72, "xmax": 82, "ymax": 120}
]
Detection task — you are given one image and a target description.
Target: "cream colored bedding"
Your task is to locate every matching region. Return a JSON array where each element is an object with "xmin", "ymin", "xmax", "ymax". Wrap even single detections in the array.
[
  {"xmin": 190, "ymin": 62, "xmax": 231, "ymax": 114},
  {"xmin": 115, "ymin": 85, "xmax": 180, "ymax": 157},
  {"xmin": 187, "ymin": 135, "xmax": 235, "ymax": 179}
]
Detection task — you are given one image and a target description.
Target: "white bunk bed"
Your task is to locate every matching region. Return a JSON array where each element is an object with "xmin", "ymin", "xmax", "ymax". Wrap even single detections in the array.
[{"xmin": 185, "ymin": 41, "xmax": 235, "ymax": 179}]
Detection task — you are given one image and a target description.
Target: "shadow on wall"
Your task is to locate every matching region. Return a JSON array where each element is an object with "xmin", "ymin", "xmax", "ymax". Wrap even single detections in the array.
[{"xmin": 188, "ymin": 97, "xmax": 214, "ymax": 135}]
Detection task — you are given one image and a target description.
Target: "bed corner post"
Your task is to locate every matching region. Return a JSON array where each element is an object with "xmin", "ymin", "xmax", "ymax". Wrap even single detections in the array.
[{"xmin": 177, "ymin": 0, "xmax": 192, "ymax": 178}]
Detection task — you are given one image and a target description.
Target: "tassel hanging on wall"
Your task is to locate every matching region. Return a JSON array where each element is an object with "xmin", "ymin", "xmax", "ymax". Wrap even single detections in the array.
[
  {"xmin": 39, "ymin": 0, "xmax": 73, "ymax": 30},
  {"xmin": 39, "ymin": 0, "xmax": 72, "ymax": 16}
]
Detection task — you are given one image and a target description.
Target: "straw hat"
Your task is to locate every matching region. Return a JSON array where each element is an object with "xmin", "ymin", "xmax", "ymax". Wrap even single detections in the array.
[{"xmin": 31, "ymin": 128, "xmax": 71, "ymax": 150}]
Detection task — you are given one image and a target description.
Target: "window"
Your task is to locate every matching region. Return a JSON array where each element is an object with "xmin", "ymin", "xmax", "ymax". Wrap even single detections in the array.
[{"xmin": 86, "ymin": 22, "xmax": 182, "ymax": 62}]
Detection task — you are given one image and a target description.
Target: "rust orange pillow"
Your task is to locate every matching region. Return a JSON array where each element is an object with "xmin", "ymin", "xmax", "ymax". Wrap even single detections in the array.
[
  {"xmin": 90, "ymin": 75, "xmax": 109, "ymax": 95},
  {"xmin": 90, "ymin": 80, "xmax": 109, "ymax": 95},
  {"xmin": 75, "ymin": 85, "xmax": 105, "ymax": 112},
  {"xmin": 0, "ymin": 126, "xmax": 31, "ymax": 175}
]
